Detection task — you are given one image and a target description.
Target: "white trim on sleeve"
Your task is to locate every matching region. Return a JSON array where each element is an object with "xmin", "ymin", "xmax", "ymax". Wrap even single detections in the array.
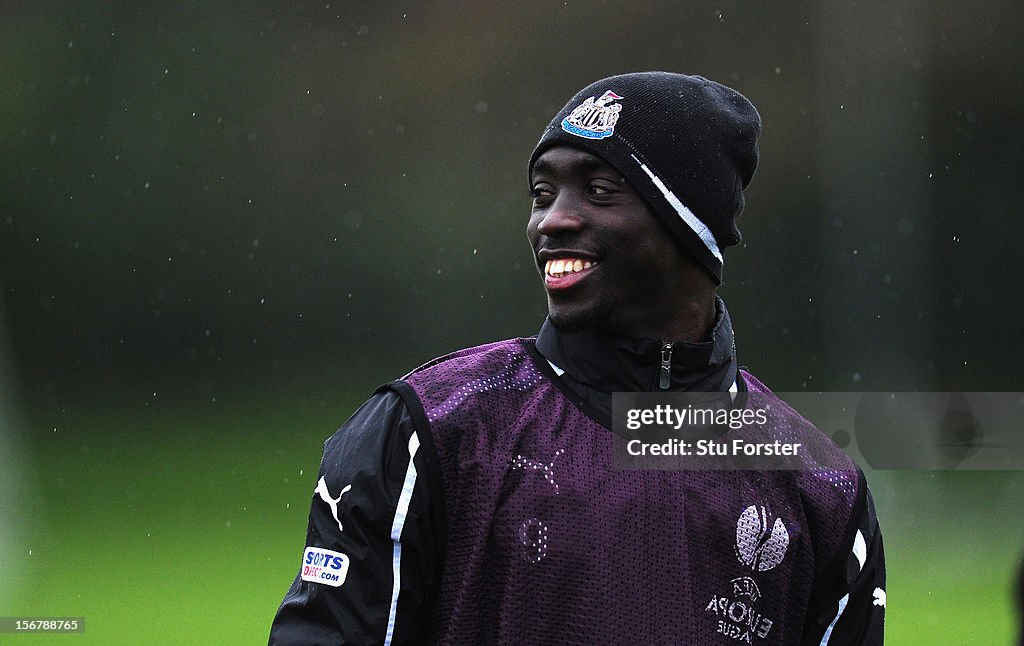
[
  {"xmin": 819, "ymin": 593, "xmax": 849, "ymax": 646},
  {"xmin": 384, "ymin": 432, "xmax": 421, "ymax": 646}
]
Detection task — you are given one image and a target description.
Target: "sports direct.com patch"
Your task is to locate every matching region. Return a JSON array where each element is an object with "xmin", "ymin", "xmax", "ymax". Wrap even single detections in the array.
[{"xmin": 301, "ymin": 546, "xmax": 350, "ymax": 587}]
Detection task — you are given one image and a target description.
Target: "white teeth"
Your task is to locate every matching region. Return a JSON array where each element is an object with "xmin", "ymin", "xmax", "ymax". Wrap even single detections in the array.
[{"xmin": 544, "ymin": 258, "xmax": 597, "ymax": 277}]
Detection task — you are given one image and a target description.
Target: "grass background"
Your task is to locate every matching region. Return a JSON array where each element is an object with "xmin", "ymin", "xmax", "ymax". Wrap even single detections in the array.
[{"xmin": 3, "ymin": 389, "xmax": 1022, "ymax": 644}]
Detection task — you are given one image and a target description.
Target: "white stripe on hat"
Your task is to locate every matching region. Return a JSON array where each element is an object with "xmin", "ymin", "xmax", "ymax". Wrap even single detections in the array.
[{"xmin": 630, "ymin": 154, "xmax": 723, "ymax": 264}]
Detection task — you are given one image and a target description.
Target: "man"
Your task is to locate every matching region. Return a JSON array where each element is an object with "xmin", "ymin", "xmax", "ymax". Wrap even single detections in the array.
[{"xmin": 270, "ymin": 71, "xmax": 885, "ymax": 644}]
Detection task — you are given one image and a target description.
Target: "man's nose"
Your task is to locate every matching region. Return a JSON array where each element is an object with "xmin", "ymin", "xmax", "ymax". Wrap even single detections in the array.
[{"xmin": 536, "ymin": 193, "xmax": 585, "ymax": 237}]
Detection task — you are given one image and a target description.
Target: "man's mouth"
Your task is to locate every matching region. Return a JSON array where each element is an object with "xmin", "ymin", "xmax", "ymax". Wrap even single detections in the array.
[
  {"xmin": 544, "ymin": 258, "xmax": 596, "ymax": 277},
  {"xmin": 542, "ymin": 257, "xmax": 598, "ymax": 290}
]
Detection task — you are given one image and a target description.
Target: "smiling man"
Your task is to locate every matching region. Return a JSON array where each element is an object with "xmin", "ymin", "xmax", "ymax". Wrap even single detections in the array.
[
  {"xmin": 270, "ymin": 72, "xmax": 885, "ymax": 645},
  {"xmin": 530, "ymin": 146, "xmax": 714, "ymax": 342}
]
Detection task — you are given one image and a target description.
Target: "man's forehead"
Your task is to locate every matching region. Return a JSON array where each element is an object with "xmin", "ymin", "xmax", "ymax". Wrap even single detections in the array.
[{"xmin": 531, "ymin": 146, "xmax": 619, "ymax": 176}]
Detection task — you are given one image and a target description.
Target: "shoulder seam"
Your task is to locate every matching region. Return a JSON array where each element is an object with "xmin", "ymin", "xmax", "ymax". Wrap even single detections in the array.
[{"xmin": 401, "ymin": 338, "xmax": 529, "ymax": 380}]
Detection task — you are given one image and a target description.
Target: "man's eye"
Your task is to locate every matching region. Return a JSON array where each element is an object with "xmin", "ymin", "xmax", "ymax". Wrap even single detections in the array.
[
  {"xmin": 531, "ymin": 186, "xmax": 554, "ymax": 199},
  {"xmin": 588, "ymin": 184, "xmax": 615, "ymax": 195}
]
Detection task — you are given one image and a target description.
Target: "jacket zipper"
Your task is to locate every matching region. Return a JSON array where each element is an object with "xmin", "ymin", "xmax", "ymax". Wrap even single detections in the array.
[{"xmin": 659, "ymin": 342, "xmax": 673, "ymax": 390}]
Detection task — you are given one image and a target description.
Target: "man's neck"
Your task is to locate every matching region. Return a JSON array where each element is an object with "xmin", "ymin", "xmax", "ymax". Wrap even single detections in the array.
[
  {"xmin": 597, "ymin": 294, "xmax": 717, "ymax": 343},
  {"xmin": 604, "ymin": 261, "xmax": 719, "ymax": 341},
  {"xmin": 535, "ymin": 295, "xmax": 737, "ymax": 395},
  {"xmin": 664, "ymin": 296, "xmax": 718, "ymax": 343}
]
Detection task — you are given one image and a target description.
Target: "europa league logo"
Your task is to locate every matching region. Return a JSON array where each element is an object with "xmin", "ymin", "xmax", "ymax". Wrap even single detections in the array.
[{"xmin": 735, "ymin": 505, "xmax": 789, "ymax": 572}]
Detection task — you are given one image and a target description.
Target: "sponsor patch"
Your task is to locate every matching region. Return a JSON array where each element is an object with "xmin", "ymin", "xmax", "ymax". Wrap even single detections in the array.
[{"xmin": 301, "ymin": 546, "xmax": 350, "ymax": 588}]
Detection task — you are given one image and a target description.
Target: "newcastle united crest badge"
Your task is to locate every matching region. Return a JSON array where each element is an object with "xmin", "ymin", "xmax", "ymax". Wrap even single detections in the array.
[{"xmin": 561, "ymin": 90, "xmax": 623, "ymax": 139}]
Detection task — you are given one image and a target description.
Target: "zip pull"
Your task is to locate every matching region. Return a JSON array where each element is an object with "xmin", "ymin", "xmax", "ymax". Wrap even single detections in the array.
[{"xmin": 659, "ymin": 342, "xmax": 673, "ymax": 390}]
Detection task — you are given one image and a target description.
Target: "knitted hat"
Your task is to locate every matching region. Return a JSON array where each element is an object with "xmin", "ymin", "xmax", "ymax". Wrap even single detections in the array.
[{"xmin": 528, "ymin": 71, "xmax": 761, "ymax": 284}]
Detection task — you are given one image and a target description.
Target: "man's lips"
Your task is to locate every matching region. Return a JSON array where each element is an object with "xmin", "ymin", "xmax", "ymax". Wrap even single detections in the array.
[{"xmin": 542, "ymin": 257, "xmax": 598, "ymax": 291}]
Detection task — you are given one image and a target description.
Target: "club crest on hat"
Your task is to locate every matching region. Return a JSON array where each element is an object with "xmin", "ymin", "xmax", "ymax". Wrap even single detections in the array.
[{"xmin": 561, "ymin": 90, "xmax": 623, "ymax": 139}]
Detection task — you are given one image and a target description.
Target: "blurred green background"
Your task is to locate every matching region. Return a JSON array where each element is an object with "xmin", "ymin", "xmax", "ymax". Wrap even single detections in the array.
[{"xmin": 2, "ymin": 1, "xmax": 1023, "ymax": 643}]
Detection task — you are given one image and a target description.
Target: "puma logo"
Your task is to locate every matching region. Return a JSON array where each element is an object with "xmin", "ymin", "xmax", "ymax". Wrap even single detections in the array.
[
  {"xmin": 511, "ymin": 449, "xmax": 566, "ymax": 494},
  {"xmin": 315, "ymin": 477, "xmax": 352, "ymax": 533},
  {"xmin": 873, "ymin": 588, "xmax": 886, "ymax": 608}
]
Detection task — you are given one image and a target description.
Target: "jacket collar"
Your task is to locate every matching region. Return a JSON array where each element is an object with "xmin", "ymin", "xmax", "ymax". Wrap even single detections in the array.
[{"xmin": 534, "ymin": 296, "xmax": 737, "ymax": 393}]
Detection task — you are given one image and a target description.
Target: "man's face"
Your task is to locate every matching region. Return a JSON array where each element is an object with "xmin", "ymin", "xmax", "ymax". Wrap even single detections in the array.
[{"xmin": 527, "ymin": 146, "xmax": 695, "ymax": 338}]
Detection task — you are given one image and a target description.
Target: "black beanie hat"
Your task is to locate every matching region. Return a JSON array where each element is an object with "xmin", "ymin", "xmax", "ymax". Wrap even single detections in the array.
[{"xmin": 528, "ymin": 71, "xmax": 761, "ymax": 284}]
